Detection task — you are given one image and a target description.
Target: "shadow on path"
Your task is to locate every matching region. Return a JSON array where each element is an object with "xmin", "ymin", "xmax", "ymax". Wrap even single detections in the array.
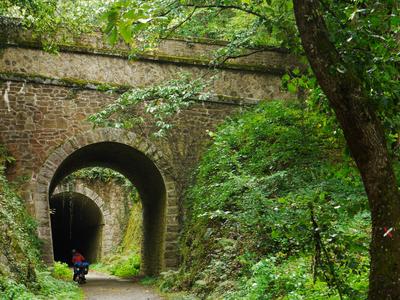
[{"xmin": 81, "ymin": 271, "xmax": 163, "ymax": 300}]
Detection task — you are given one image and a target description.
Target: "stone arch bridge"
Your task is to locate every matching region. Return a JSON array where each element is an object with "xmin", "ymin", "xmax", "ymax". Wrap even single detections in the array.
[{"xmin": 0, "ymin": 24, "xmax": 296, "ymax": 275}]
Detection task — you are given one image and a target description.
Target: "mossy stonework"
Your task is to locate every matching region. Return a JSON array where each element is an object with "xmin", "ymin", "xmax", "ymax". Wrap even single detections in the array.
[
  {"xmin": 52, "ymin": 179, "xmax": 133, "ymax": 260},
  {"xmin": 0, "ymin": 26, "xmax": 296, "ymax": 274}
]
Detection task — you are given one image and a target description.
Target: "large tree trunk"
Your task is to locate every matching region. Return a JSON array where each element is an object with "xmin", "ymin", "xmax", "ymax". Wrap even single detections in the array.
[{"xmin": 293, "ymin": 0, "xmax": 400, "ymax": 298}]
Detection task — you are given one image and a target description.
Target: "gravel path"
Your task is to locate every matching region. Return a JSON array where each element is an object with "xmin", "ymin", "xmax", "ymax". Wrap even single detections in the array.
[{"xmin": 81, "ymin": 271, "xmax": 164, "ymax": 300}]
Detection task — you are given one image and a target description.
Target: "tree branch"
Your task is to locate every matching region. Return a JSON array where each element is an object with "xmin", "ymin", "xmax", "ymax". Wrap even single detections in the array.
[
  {"xmin": 162, "ymin": 7, "xmax": 197, "ymax": 39},
  {"xmin": 214, "ymin": 48, "xmax": 272, "ymax": 66},
  {"xmin": 180, "ymin": 3, "xmax": 267, "ymax": 21}
]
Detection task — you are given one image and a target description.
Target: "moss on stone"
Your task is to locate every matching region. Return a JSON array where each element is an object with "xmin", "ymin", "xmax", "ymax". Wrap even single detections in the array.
[
  {"xmin": 121, "ymin": 201, "xmax": 143, "ymax": 254},
  {"xmin": 1, "ymin": 26, "xmax": 288, "ymax": 74},
  {"xmin": 0, "ymin": 71, "xmax": 129, "ymax": 93},
  {"xmin": 0, "ymin": 71, "xmax": 256, "ymax": 105},
  {"xmin": 125, "ymin": 52, "xmax": 287, "ymax": 75}
]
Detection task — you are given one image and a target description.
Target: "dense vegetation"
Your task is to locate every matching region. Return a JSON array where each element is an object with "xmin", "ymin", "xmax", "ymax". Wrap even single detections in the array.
[
  {"xmin": 92, "ymin": 1, "xmax": 400, "ymax": 297},
  {"xmin": 0, "ymin": 146, "xmax": 81, "ymax": 299},
  {"xmin": 159, "ymin": 101, "xmax": 370, "ymax": 299},
  {"xmin": 92, "ymin": 198, "xmax": 142, "ymax": 278},
  {"xmin": 1, "ymin": 0, "xmax": 399, "ymax": 298}
]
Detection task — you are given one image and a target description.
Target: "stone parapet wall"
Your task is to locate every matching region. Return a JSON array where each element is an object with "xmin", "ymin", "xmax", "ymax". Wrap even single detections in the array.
[
  {"xmin": 0, "ymin": 19, "xmax": 299, "ymax": 74},
  {"xmin": 0, "ymin": 18, "xmax": 296, "ymax": 102},
  {"xmin": 0, "ymin": 46, "xmax": 289, "ymax": 101}
]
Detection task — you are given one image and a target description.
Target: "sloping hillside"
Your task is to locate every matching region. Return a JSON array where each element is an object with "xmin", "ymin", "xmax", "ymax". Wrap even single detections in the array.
[
  {"xmin": 0, "ymin": 146, "xmax": 81, "ymax": 299},
  {"xmin": 160, "ymin": 101, "xmax": 370, "ymax": 299}
]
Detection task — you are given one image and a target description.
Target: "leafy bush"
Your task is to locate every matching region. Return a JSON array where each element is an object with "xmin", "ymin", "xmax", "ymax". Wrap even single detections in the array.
[
  {"xmin": 51, "ymin": 262, "xmax": 73, "ymax": 281},
  {"xmin": 35, "ymin": 270, "xmax": 81, "ymax": 300},
  {"xmin": 161, "ymin": 101, "xmax": 370, "ymax": 299},
  {"xmin": 110, "ymin": 252, "xmax": 141, "ymax": 277},
  {"xmin": 92, "ymin": 252, "xmax": 141, "ymax": 278},
  {"xmin": 0, "ymin": 146, "xmax": 81, "ymax": 299}
]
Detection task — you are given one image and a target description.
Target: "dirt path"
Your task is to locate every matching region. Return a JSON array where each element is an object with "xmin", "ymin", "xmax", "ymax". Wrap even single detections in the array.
[{"xmin": 81, "ymin": 271, "xmax": 164, "ymax": 300}]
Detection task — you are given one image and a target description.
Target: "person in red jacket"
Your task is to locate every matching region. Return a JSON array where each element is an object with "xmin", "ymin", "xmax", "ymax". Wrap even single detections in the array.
[
  {"xmin": 72, "ymin": 249, "xmax": 85, "ymax": 281},
  {"xmin": 72, "ymin": 249, "xmax": 85, "ymax": 264}
]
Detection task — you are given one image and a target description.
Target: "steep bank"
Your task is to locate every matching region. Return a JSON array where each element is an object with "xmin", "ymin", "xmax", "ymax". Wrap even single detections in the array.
[
  {"xmin": 160, "ymin": 101, "xmax": 370, "ymax": 299},
  {"xmin": 0, "ymin": 145, "xmax": 81, "ymax": 299}
]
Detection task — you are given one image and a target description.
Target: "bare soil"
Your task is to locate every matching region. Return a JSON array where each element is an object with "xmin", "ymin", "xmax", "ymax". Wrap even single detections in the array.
[{"xmin": 81, "ymin": 271, "xmax": 164, "ymax": 300}]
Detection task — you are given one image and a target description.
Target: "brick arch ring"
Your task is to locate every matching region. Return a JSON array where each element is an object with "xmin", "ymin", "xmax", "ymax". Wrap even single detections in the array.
[
  {"xmin": 32, "ymin": 127, "xmax": 179, "ymax": 275},
  {"xmin": 52, "ymin": 182, "xmax": 115, "ymax": 258}
]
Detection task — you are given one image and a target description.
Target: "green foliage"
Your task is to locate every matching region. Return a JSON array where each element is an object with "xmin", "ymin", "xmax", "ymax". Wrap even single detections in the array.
[
  {"xmin": 0, "ymin": 146, "xmax": 81, "ymax": 299},
  {"xmin": 66, "ymin": 167, "xmax": 129, "ymax": 184},
  {"xmin": 162, "ymin": 101, "xmax": 370, "ymax": 299},
  {"xmin": 66, "ymin": 167, "xmax": 127, "ymax": 183},
  {"xmin": 51, "ymin": 262, "xmax": 73, "ymax": 281},
  {"xmin": 343, "ymin": 2, "xmax": 400, "ymax": 152},
  {"xmin": 0, "ymin": 145, "xmax": 15, "ymax": 165},
  {"xmin": 224, "ymin": 256, "xmax": 368, "ymax": 300},
  {"xmin": 64, "ymin": 167, "xmax": 139, "ymax": 200},
  {"xmin": 281, "ymin": 0, "xmax": 399, "ymax": 152},
  {"xmin": 33, "ymin": 270, "xmax": 81, "ymax": 300},
  {"xmin": 0, "ymin": 153, "xmax": 40, "ymax": 287},
  {"xmin": 111, "ymin": 253, "xmax": 141, "ymax": 277},
  {"xmin": 101, "ymin": 0, "xmax": 297, "ymax": 52},
  {"xmin": 92, "ymin": 199, "xmax": 142, "ymax": 278},
  {"xmin": 140, "ymin": 276, "xmax": 158, "ymax": 286},
  {"xmin": 0, "ymin": 0, "xmax": 112, "ymax": 50},
  {"xmin": 322, "ymin": 0, "xmax": 399, "ymax": 113},
  {"xmin": 92, "ymin": 252, "xmax": 141, "ymax": 278},
  {"xmin": 120, "ymin": 200, "xmax": 143, "ymax": 253},
  {"xmin": 89, "ymin": 73, "xmax": 210, "ymax": 137}
]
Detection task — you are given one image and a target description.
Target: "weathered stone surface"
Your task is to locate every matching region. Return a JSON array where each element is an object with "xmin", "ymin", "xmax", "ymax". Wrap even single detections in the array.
[
  {"xmin": 0, "ymin": 31, "xmax": 296, "ymax": 273},
  {"xmin": 0, "ymin": 43, "xmax": 292, "ymax": 101}
]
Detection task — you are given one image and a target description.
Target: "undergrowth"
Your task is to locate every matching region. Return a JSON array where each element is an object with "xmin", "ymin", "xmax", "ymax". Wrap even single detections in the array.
[
  {"xmin": 0, "ymin": 145, "xmax": 81, "ymax": 299},
  {"xmin": 91, "ymin": 198, "xmax": 142, "ymax": 278},
  {"xmin": 51, "ymin": 262, "xmax": 73, "ymax": 281},
  {"xmin": 92, "ymin": 251, "xmax": 141, "ymax": 278},
  {"xmin": 159, "ymin": 101, "xmax": 370, "ymax": 299}
]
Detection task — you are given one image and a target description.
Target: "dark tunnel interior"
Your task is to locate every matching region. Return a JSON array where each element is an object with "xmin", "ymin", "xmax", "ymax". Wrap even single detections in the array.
[
  {"xmin": 50, "ymin": 192, "xmax": 103, "ymax": 265},
  {"xmin": 49, "ymin": 142, "xmax": 167, "ymax": 275}
]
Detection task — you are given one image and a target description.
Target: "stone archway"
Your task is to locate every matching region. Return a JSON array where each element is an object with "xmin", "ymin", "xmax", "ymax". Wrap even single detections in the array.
[
  {"xmin": 52, "ymin": 182, "xmax": 116, "ymax": 261},
  {"xmin": 32, "ymin": 128, "xmax": 179, "ymax": 275},
  {"xmin": 50, "ymin": 189, "xmax": 104, "ymax": 264}
]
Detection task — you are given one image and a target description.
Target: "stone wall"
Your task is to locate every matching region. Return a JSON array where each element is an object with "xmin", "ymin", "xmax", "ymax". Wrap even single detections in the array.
[
  {"xmin": 0, "ymin": 80, "xmax": 241, "ymax": 194},
  {"xmin": 0, "ymin": 26, "xmax": 297, "ymax": 273},
  {"xmin": 0, "ymin": 46, "xmax": 289, "ymax": 101},
  {"xmin": 0, "ymin": 79, "xmax": 242, "ymax": 272}
]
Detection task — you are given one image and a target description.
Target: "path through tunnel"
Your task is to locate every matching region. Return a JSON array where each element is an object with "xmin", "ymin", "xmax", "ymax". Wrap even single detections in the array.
[
  {"xmin": 48, "ymin": 141, "xmax": 167, "ymax": 275},
  {"xmin": 50, "ymin": 192, "xmax": 103, "ymax": 265}
]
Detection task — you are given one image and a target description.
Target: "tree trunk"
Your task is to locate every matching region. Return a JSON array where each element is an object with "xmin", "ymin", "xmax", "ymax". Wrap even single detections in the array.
[{"xmin": 293, "ymin": 0, "xmax": 400, "ymax": 298}]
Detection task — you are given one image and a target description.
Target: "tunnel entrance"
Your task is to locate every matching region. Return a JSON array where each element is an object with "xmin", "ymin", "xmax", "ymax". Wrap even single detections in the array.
[
  {"xmin": 47, "ymin": 141, "xmax": 167, "ymax": 275},
  {"xmin": 50, "ymin": 192, "xmax": 103, "ymax": 265}
]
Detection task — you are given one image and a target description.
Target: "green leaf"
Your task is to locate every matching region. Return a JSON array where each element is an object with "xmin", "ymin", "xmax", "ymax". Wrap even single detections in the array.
[
  {"xmin": 119, "ymin": 23, "xmax": 132, "ymax": 43},
  {"xmin": 107, "ymin": 27, "xmax": 118, "ymax": 45},
  {"xmin": 287, "ymin": 82, "xmax": 297, "ymax": 93}
]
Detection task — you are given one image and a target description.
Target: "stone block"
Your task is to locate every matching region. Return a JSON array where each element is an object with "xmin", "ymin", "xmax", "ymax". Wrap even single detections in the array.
[
  {"xmin": 167, "ymin": 206, "xmax": 179, "ymax": 215},
  {"xmin": 165, "ymin": 258, "xmax": 179, "ymax": 268}
]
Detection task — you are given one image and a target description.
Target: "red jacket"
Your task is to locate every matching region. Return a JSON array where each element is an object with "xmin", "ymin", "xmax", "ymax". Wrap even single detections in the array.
[{"xmin": 72, "ymin": 252, "xmax": 85, "ymax": 264}]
